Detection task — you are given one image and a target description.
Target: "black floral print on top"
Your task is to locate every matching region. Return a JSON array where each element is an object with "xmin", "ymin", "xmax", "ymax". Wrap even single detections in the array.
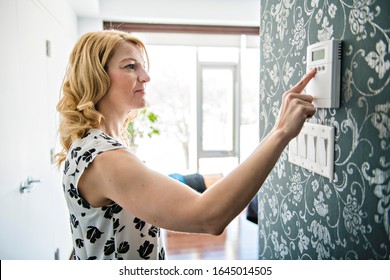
[{"xmin": 63, "ymin": 129, "xmax": 165, "ymax": 260}]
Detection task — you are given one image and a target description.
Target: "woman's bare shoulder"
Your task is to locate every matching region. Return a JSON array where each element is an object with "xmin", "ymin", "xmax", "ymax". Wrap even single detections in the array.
[{"xmin": 78, "ymin": 148, "xmax": 144, "ymax": 207}]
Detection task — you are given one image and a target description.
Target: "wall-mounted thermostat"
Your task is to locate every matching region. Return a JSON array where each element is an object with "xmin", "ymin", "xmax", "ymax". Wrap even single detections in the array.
[{"xmin": 306, "ymin": 39, "xmax": 342, "ymax": 108}]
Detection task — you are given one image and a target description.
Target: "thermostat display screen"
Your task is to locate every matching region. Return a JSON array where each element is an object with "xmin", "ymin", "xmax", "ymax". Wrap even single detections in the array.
[{"xmin": 312, "ymin": 49, "xmax": 325, "ymax": 61}]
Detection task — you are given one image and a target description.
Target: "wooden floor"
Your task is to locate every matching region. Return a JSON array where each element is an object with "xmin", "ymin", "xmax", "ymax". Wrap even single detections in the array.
[{"xmin": 165, "ymin": 211, "xmax": 258, "ymax": 260}]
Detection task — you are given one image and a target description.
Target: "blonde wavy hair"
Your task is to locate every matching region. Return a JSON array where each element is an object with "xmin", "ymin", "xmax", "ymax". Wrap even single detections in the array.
[{"xmin": 56, "ymin": 30, "xmax": 149, "ymax": 165}]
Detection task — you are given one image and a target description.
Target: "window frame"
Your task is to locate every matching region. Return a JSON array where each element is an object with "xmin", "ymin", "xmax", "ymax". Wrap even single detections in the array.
[{"xmin": 103, "ymin": 22, "xmax": 259, "ymax": 35}]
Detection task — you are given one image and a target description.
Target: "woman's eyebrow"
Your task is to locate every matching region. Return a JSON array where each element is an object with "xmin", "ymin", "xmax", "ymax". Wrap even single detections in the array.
[
  {"xmin": 120, "ymin": 57, "xmax": 137, "ymax": 63},
  {"xmin": 120, "ymin": 57, "xmax": 146, "ymax": 67}
]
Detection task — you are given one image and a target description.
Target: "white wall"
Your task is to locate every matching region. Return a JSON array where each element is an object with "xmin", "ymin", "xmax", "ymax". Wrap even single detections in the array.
[{"xmin": 0, "ymin": 0, "xmax": 78, "ymax": 259}]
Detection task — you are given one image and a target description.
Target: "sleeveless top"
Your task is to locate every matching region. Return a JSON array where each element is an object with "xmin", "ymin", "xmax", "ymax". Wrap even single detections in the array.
[{"xmin": 62, "ymin": 129, "xmax": 165, "ymax": 260}]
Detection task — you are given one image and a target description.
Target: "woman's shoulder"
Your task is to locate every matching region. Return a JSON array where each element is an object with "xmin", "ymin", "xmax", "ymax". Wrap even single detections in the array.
[
  {"xmin": 72, "ymin": 129, "xmax": 123, "ymax": 151},
  {"xmin": 65, "ymin": 129, "xmax": 127, "ymax": 169},
  {"xmin": 85, "ymin": 128, "xmax": 124, "ymax": 146}
]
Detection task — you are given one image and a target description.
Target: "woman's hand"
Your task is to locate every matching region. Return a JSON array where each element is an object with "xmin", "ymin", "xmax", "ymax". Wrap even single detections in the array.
[{"xmin": 273, "ymin": 68, "xmax": 317, "ymax": 141}]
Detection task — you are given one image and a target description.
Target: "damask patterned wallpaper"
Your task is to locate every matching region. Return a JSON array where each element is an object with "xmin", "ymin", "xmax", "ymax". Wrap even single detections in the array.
[{"xmin": 258, "ymin": 0, "xmax": 389, "ymax": 259}]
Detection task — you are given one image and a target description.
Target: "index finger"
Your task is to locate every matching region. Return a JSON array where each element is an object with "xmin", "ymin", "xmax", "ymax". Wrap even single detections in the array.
[{"xmin": 289, "ymin": 68, "xmax": 317, "ymax": 93}]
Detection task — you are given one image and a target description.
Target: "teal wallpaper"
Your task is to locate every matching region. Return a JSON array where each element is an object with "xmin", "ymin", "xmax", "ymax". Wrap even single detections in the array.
[{"xmin": 258, "ymin": 0, "xmax": 389, "ymax": 259}]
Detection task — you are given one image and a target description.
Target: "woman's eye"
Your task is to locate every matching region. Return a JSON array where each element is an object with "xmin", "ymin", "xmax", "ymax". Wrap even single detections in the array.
[{"xmin": 125, "ymin": 64, "xmax": 136, "ymax": 70}]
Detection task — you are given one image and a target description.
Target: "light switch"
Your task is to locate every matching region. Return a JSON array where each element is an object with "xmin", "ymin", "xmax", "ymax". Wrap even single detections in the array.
[
  {"xmin": 289, "ymin": 137, "xmax": 298, "ymax": 156},
  {"xmin": 288, "ymin": 122, "xmax": 335, "ymax": 180},
  {"xmin": 298, "ymin": 133, "xmax": 307, "ymax": 158},
  {"xmin": 317, "ymin": 137, "xmax": 327, "ymax": 166},
  {"xmin": 307, "ymin": 135, "xmax": 316, "ymax": 162}
]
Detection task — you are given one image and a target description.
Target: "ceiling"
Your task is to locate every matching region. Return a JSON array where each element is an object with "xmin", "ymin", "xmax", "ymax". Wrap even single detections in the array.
[{"xmin": 68, "ymin": 0, "xmax": 260, "ymax": 27}]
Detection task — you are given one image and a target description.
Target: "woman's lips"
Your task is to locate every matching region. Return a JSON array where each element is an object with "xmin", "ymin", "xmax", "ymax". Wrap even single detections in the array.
[{"xmin": 134, "ymin": 88, "xmax": 145, "ymax": 94}]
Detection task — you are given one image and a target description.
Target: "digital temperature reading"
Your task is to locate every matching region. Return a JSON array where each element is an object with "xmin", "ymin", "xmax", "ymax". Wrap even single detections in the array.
[{"xmin": 312, "ymin": 49, "xmax": 325, "ymax": 61}]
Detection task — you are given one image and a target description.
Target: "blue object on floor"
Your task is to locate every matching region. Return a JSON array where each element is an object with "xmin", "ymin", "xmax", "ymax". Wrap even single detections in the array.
[
  {"xmin": 169, "ymin": 173, "xmax": 207, "ymax": 193},
  {"xmin": 168, "ymin": 173, "xmax": 186, "ymax": 184}
]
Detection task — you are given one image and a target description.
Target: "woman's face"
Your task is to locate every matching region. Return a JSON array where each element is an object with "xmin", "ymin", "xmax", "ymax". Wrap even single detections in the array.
[{"xmin": 103, "ymin": 41, "xmax": 150, "ymax": 113}]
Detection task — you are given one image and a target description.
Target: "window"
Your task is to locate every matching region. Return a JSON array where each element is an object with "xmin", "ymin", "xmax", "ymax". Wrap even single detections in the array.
[{"xmin": 198, "ymin": 64, "xmax": 238, "ymax": 157}]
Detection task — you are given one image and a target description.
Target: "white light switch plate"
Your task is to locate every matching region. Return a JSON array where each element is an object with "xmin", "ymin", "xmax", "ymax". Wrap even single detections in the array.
[{"xmin": 288, "ymin": 122, "xmax": 334, "ymax": 180}]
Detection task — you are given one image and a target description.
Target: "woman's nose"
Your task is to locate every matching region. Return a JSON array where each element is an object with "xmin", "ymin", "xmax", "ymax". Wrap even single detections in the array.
[{"xmin": 138, "ymin": 69, "xmax": 151, "ymax": 83}]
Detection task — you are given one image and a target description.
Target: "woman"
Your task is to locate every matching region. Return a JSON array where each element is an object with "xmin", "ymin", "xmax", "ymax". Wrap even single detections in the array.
[{"xmin": 57, "ymin": 30, "xmax": 316, "ymax": 260}]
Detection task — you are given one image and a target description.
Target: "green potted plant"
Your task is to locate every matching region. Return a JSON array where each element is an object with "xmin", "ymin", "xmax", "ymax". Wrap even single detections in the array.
[{"xmin": 127, "ymin": 106, "xmax": 160, "ymax": 152}]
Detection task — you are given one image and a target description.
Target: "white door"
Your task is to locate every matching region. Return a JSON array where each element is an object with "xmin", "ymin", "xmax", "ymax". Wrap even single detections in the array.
[{"xmin": 0, "ymin": 0, "xmax": 73, "ymax": 259}]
